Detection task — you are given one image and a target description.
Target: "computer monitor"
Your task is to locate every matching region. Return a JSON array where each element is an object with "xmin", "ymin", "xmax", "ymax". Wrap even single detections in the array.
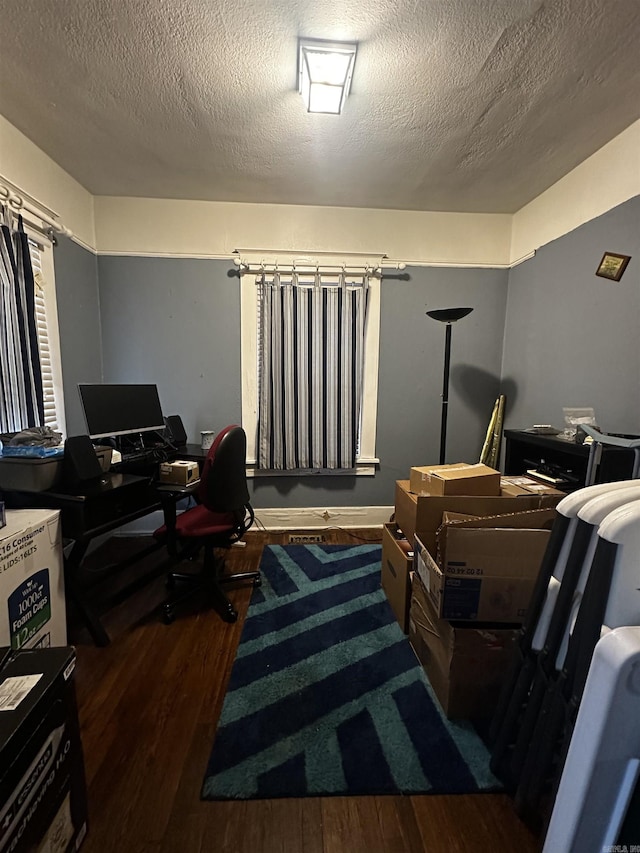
[{"xmin": 78, "ymin": 383, "xmax": 165, "ymax": 440}]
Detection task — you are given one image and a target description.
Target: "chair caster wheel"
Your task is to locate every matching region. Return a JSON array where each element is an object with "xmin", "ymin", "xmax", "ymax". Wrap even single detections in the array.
[
  {"xmin": 223, "ymin": 607, "xmax": 238, "ymax": 623},
  {"xmin": 163, "ymin": 607, "xmax": 175, "ymax": 625},
  {"xmin": 253, "ymin": 576, "xmax": 262, "ymax": 588}
]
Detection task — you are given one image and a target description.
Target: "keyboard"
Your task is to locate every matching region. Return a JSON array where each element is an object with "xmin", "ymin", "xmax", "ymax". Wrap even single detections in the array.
[
  {"xmin": 115, "ymin": 445, "xmax": 172, "ymax": 473},
  {"xmin": 121, "ymin": 449, "xmax": 157, "ymax": 464}
]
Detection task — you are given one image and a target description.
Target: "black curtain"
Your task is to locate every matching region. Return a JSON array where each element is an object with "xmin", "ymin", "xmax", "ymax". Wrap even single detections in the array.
[{"xmin": 0, "ymin": 208, "xmax": 44, "ymax": 432}]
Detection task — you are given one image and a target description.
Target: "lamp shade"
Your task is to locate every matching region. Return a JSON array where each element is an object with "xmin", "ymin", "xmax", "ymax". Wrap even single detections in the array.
[
  {"xmin": 299, "ymin": 39, "xmax": 357, "ymax": 114},
  {"xmin": 426, "ymin": 307, "xmax": 474, "ymax": 323}
]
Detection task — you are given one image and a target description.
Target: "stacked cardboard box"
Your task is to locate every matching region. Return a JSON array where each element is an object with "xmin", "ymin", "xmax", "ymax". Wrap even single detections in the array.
[
  {"xmin": 381, "ymin": 523, "xmax": 414, "ymax": 633},
  {"xmin": 409, "ymin": 462, "xmax": 501, "ymax": 497},
  {"xmin": 500, "ymin": 474, "xmax": 567, "ymax": 498},
  {"xmin": 409, "ymin": 574, "xmax": 519, "ymax": 720},
  {"xmin": 415, "ymin": 507, "xmax": 554, "ymax": 623},
  {"xmin": 395, "ymin": 477, "xmax": 562, "ymax": 553},
  {"xmin": 381, "ymin": 466, "xmax": 562, "ymax": 635},
  {"xmin": 382, "ymin": 462, "xmax": 563, "ymax": 719}
]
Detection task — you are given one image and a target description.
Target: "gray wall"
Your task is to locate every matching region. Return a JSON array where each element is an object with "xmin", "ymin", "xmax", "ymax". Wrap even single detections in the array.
[
  {"xmin": 376, "ymin": 267, "xmax": 508, "ymax": 491},
  {"xmin": 95, "ymin": 256, "xmax": 509, "ymax": 507},
  {"xmin": 54, "ymin": 196, "xmax": 639, "ymax": 508},
  {"xmin": 502, "ymin": 195, "xmax": 640, "ymax": 435},
  {"xmin": 96, "ymin": 256, "xmax": 241, "ymax": 441},
  {"xmin": 53, "ymin": 237, "xmax": 102, "ymax": 435}
]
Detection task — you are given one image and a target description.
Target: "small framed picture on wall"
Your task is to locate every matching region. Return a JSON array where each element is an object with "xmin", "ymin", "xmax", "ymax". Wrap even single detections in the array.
[{"xmin": 595, "ymin": 252, "xmax": 631, "ymax": 282}]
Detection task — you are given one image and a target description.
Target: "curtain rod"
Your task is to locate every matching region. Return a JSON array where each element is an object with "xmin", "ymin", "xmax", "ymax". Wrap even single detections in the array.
[
  {"xmin": 0, "ymin": 175, "xmax": 73, "ymax": 241},
  {"xmin": 234, "ymin": 258, "xmax": 406, "ymax": 276}
]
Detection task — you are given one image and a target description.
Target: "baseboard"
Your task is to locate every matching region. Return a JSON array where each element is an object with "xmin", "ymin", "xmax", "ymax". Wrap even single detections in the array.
[
  {"xmin": 253, "ymin": 505, "xmax": 393, "ymax": 531},
  {"xmin": 114, "ymin": 505, "xmax": 394, "ymax": 536}
]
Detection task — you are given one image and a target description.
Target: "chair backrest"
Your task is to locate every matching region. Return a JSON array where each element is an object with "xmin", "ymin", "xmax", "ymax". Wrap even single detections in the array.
[{"xmin": 197, "ymin": 425, "xmax": 250, "ymax": 513}]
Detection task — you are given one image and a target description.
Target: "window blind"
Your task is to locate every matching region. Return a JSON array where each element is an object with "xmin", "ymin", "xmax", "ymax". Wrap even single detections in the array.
[{"xmin": 28, "ymin": 239, "xmax": 60, "ymax": 432}]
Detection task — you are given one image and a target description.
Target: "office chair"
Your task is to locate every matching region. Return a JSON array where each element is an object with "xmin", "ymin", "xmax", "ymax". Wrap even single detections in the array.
[
  {"xmin": 154, "ymin": 424, "xmax": 260, "ymax": 624},
  {"xmin": 580, "ymin": 424, "xmax": 640, "ymax": 486}
]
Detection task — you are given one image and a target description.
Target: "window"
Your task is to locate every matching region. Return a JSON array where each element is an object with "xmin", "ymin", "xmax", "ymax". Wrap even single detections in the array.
[
  {"xmin": 28, "ymin": 234, "xmax": 66, "ymax": 436},
  {"xmin": 240, "ymin": 267, "xmax": 380, "ymax": 475}
]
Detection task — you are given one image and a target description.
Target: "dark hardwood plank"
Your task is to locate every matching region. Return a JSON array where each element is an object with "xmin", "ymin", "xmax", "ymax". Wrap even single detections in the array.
[
  {"xmin": 322, "ymin": 796, "xmax": 425, "ymax": 853},
  {"xmin": 74, "ymin": 529, "xmax": 538, "ymax": 853},
  {"xmin": 374, "ymin": 796, "xmax": 426, "ymax": 852},
  {"xmin": 411, "ymin": 793, "xmax": 538, "ymax": 853}
]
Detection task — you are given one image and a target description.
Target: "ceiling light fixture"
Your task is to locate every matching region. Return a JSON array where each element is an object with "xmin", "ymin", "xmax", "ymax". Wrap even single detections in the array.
[{"xmin": 298, "ymin": 38, "xmax": 357, "ymax": 115}]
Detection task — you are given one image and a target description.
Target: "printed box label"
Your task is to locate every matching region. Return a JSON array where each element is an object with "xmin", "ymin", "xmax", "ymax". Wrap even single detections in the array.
[{"xmin": 8, "ymin": 568, "xmax": 51, "ymax": 649}]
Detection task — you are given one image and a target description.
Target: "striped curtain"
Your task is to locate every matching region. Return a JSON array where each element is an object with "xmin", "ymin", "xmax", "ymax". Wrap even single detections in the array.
[
  {"xmin": 0, "ymin": 208, "xmax": 45, "ymax": 433},
  {"xmin": 257, "ymin": 272, "xmax": 369, "ymax": 470}
]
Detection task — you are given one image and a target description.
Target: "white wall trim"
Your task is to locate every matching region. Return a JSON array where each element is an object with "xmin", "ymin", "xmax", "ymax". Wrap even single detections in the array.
[
  {"xmin": 91, "ymin": 247, "xmax": 539, "ymax": 270},
  {"xmin": 0, "ymin": 114, "xmax": 96, "ymax": 250},
  {"xmin": 96, "ymin": 249, "xmax": 233, "ymax": 260},
  {"xmin": 115, "ymin": 504, "xmax": 393, "ymax": 535},
  {"xmin": 511, "ymin": 119, "xmax": 640, "ymax": 263},
  {"xmin": 94, "ymin": 195, "xmax": 512, "ymax": 266},
  {"xmin": 95, "ymin": 250, "xmax": 522, "ymax": 268},
  {"xmin": 3, "ymin": 110, "xmax": 638, "ymax": 269},
  {"xmin": 70, "ymin": 236, "xmax": 98, "ymax": 254}
]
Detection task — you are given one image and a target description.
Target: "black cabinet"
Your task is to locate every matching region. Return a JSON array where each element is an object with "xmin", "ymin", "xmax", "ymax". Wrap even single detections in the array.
[{"xmin": 504, "ymin": 430, "xmax": 637, "ymax": 491}]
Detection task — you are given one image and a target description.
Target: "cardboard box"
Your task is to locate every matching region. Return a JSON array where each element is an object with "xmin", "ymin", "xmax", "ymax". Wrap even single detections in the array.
[
  {"xmin": 0, "ymin": 510, "xmax": 66, "ymax": 649},
  {"xmin": 394, "ymin": 479, "xmax": 562, "ymax": 552},
  {"xmin": 500, "ymin": 475, "xmax": 565, "ymax": 499},
  {"xmin": 410, "ymin": 462, "xmax": 501, "ymax": 497},
  {"xmin": 381, "ymin": 523, "xmax": 413, "ymax": 633},
  {"xmin": 159, "ymin": 460, "xmax": 199, "ymax": 486},
  {"xmin": 436, "ymin": 506, "xmax": 556, "ymax": 566},
  {"xmin": 441, "ymin": 510, "xmax": 478, "ymax": 524},
  {"xmin": 409, "ymin": 575, "xmax": 519, "ymax": 720},
  {"xmin": 0, "ymin": 645, "xmax": 88, "ymax": 852},
  {"xmin": 414, "ymin": 510, "xmax": 552, "ymax": 622}
]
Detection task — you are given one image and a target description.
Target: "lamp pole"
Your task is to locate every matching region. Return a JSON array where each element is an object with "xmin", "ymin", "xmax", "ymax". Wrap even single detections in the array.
[
  {"xmin": 426, "ymin": 307, "xmax": 474, "ymax": 465},
  {"xmin": 439, "ymin": 321, "xmax": 452, "ymax": 465}
]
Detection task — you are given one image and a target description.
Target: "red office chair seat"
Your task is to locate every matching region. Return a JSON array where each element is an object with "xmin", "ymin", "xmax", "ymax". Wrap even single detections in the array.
[
  {"xmin": 154, "ymin": 425, "xmax": 259, "ymax": 624},
  {"xmin": 155, "ymin": 505, "xmax": 238, "ymax": 539}
]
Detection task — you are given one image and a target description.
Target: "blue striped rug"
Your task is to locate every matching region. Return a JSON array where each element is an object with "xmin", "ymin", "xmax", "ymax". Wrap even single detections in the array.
[{"xmin": 201, "ymin": 544, "xmax": 501, "ymax": 799}]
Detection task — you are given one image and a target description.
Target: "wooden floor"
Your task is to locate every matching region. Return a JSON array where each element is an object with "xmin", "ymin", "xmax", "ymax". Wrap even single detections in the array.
[{"xmin": 71, "ymin": 528, "xmax": 540, "ymax": 853}]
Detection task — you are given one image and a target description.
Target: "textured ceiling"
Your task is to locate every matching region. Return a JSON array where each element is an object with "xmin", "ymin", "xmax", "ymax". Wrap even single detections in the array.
[{"xmin": 1, "ymin": 0, "xmax": 639, "ymax": 213}]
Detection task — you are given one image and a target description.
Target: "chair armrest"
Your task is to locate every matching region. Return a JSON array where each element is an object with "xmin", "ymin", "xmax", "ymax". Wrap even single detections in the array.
[
  {"xmin": 155, "ymin": 481, "xmax": 201, "ymax": 554},
  {"xmin": 156, "ymin": 480, "xmax": 201, "ymax": 497},
  {"xmin": 581, "ymin": 425, "xmax": 640, "ymax": 449}
]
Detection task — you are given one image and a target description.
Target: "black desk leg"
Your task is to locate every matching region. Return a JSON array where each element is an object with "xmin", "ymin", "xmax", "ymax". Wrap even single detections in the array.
[{"xmin": 64, "ymin": 540, "xmax": 111, "ymax": 647}]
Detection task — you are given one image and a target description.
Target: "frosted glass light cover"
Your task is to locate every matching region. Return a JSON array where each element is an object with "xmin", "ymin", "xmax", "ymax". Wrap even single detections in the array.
[
  {"xmin": 299, "ymin": 39, "xmax": 357, "ymax": 114},
  {"xmin": 308, "ymin": 83, "xmax": 343, "ymax": 114}
]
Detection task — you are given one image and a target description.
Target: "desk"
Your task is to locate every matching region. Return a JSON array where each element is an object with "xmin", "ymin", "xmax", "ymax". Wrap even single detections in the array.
[
  {"xmin": 504, "ymin": 429, "xmax": 637, "ymax": 490},
  {"xmin": 173, "ymin": 443, "xmax": 209, "ymax": 463},
  {"xmin": 1, "ymin": 445, "xmax": 208, "ymax": 646}
]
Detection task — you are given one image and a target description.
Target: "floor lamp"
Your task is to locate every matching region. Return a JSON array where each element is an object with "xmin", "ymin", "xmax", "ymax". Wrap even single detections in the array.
[{"xmin": 426, "ymin": 307, "xmax": 474, "ymax": 464}]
